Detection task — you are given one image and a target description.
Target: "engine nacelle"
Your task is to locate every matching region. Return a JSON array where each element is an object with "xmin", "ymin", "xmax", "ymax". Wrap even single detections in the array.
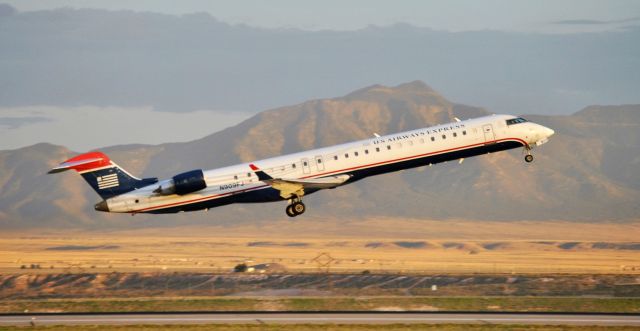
[{"xmin": 172, "ymin": 169, "xmax": 207, "ymax": 195}]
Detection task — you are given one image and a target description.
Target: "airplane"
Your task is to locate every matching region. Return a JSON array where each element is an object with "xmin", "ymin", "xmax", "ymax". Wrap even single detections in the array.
[{"xmin": 49, "ymin": 114, "xmax": 554, "ymax": 217}]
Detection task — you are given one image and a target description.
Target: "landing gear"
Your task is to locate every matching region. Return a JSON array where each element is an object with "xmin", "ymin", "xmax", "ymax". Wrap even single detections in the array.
[
  {"xmin": 286, "ymin": 196, "xmax": 306, "ymax": 217},
  {"xmin": 292, "ymin": 201, "xmax": 306, "ymax": 214},
  {"xmin": 523, "ymin": 146, "xmax": 534, "ymax": 163},
  {"xmin": 524, "ymin": 154, "xmax": 534, "ymax": 163},
  {"xmin": 286, "ymin": 205, "xmax": 296, "ymax": 217}
]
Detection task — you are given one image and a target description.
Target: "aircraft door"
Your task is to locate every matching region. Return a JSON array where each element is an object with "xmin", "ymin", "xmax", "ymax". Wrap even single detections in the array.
[
  {"xmin": 483, "ymin": 124, "xmax": 496, "ymax": 144},
  {"xmin": 315, "ymin": 156, "xmax": 325, "ymax": 172},
  {"xmin": 301, "ymin": 158, "xmax": 310, "ymax": 174}
]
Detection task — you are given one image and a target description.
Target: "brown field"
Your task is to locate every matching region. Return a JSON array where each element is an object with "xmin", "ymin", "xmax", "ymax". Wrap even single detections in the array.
[
  {"xmin": 3, "ymin": 324, "xmax": 639, "ymax": 331},
  {"xmin": 1, "ymin": 219, "xmax": 639, "ymax": 275}
]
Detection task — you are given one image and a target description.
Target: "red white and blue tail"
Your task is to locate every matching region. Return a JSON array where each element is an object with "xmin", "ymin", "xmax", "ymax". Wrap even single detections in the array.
[{"xmin": 48, "ymin": 151, "xmax": 158, "ymax": 200}]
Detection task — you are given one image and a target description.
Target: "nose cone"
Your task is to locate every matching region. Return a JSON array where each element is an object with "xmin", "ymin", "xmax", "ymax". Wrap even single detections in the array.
[
  {"xmin": 94, "ymin": 200, "xmax": 109, "ymax": 212},
  {"xmin": 544, "ymin": 127, "xmax": 555, "ymax": 138}
]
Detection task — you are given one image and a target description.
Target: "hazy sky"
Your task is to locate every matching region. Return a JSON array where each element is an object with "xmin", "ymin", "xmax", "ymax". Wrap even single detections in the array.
[
  {"xmin": 4, "ymin": 0, "xmax": 640, "ymax": 33},
  {"xmin": 0, "ymin": 107, "xmax": 250, "ymax": 152},
  {"xmin": 1, "ymin": 1, "xmax": 639, "ymax": 151}
]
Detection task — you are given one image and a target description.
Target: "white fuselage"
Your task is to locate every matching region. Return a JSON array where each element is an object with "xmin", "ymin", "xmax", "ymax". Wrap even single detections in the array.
[{"xmin": 105, "ymin": 114, "xmax": 554, "ymax": 213}]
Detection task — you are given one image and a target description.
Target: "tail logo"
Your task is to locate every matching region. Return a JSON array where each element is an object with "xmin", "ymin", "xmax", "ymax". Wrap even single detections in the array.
[{"xmin": 97, "ymin": 173, "xmax": 119, "ymax": 189}]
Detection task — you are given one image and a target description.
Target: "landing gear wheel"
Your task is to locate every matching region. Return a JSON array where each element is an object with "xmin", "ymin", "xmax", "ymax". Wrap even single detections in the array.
[
  {"xmin": 292, "ymin": 201, "xmax": 306, "ymax": 215},
  {"xmin": 286, "ymin": 205, "xmax": 296, "ymax": 217},
  {"xmin": 524, "ymin": 154, "xmax": 534, "ymax": 163}
]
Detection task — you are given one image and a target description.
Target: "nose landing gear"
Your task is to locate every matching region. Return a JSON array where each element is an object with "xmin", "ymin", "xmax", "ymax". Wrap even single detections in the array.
[
  {"xmin": 285, "ymin": 196, "xmax": 306, "ymax": 217},
  {"xmin": 525, "ymin": 154, "xmax": 534, "ymax": 163},
  {"xmin": 524, "ymin": 146, "xmax": 534, "ymax": 163}
]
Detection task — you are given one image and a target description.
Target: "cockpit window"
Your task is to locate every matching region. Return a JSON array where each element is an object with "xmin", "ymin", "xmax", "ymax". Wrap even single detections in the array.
[{"xmin": 506, "ymin": 117, "xmax": 528, "ymax": 125}]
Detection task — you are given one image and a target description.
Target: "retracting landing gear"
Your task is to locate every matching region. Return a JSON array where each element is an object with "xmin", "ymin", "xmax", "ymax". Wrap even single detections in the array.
[{"xmin": 286, "ymin": 195, "xmax": 306, "ymax": 217}]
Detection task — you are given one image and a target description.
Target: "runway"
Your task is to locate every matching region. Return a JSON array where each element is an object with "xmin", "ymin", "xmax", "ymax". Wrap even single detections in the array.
[{"xmin": 1, "ymin": 312, "xmax": 639, "ymax": 326}]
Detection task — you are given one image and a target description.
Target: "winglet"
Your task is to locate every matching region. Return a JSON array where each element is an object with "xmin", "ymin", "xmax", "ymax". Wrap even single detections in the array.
[{"xmin": 249, "ymin": 164, "xmax": 274, "ymax": 181}]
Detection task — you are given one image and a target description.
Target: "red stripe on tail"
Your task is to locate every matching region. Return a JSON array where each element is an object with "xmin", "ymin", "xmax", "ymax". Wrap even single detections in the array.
[{"xmin": 61, "ymin": 151, "xmax": 112, "ymax": 172}]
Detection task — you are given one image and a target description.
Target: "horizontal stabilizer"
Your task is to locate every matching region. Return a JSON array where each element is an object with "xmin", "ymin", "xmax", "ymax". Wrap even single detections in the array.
[
  {"xmin": 48, "ymin": 157, "xmax": 105, "ymax": 174},
  {"xmin": 48, "ymin": 152, "xmax": 113, "ymax": 174}
]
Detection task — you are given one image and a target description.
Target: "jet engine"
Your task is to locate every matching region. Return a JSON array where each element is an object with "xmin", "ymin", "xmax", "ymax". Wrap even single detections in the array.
[{"xmin": 153, "ymin": 169, "xmax": 207, "ymax": 196}]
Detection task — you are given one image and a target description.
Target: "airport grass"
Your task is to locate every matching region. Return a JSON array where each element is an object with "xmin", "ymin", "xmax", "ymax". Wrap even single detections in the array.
[
  {"xmin": 2, "ymin": 296, "xmax": 639, "ymax": 314},
  {"xmin": 2, "ymin": 324, "xmax": 640, "ymax": 330}
]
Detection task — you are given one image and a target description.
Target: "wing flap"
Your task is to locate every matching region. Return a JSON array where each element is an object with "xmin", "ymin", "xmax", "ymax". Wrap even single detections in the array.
[
  {"xmin": 249, "ymin": 163, "xmax": 350, "ymax": 199},
  {"xmin": 273, "ymin": 175, "xmax": 350, "ymax": 189}
]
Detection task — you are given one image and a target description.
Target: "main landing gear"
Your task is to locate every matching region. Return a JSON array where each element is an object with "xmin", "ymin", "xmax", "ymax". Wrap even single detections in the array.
[{"xmin": 286, "ymin": 196, "xmax": 306, "ymax": 217}]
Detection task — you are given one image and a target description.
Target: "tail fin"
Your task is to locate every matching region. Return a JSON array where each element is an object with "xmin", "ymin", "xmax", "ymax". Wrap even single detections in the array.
[{"xmin": 48, "ymin": 151, "xmax": 158, "ymax": 199}]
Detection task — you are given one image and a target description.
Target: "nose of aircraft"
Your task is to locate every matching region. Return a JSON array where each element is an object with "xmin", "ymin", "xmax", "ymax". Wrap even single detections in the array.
[
  {"xmin": 94, "ymin": 200, "xmax": 109, "ymax": 212},
  {"xmin": 543, "ymin": 126, "xmax": 555, "ymax": 138}
]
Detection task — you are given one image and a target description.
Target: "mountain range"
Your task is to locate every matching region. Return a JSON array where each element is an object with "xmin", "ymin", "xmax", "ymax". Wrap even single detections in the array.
[{"xmin": 1, "ymin": 81, "xmax": 639, "ymax": 229}]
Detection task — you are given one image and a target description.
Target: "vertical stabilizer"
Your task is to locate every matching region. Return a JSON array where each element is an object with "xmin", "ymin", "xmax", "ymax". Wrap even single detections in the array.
[{"xmin": 48, "ymin": 152, "xmax": 157, "ymax": 199}]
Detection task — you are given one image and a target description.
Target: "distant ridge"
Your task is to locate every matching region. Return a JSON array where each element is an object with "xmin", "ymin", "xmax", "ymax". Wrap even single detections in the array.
[{"xmin": 344, "ymin": 81, "xmax": 436, "ymax": 98}]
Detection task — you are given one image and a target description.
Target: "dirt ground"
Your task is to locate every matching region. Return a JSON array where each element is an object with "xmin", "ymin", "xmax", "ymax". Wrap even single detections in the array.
[{"xmin": 1, "ymin": 220, "xmax": 639, "ymax": 275}]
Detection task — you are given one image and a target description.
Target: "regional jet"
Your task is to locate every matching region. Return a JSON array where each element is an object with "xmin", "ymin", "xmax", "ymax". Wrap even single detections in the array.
[{"xmin": 49, "ymin": 115, "xmax": 554, "ymax": 217}]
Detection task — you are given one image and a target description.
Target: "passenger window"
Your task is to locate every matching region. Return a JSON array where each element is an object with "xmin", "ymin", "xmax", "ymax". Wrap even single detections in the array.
[
  {"xmin": 442, "ymin": 134, "xmax": 446, "ymax": 139},
  {"xmin": 345, "ymin": 153, "xmax": 349, "ymax": 158},
  {"xmin": 463, "ymin": 130, "xmax": 467, "ymax": 135},
  {"xmin": 376, "ymin": 147, "xmax": 380, "ymax": 152},
  {"xmin": 247, "ymin": 173, "xmax": 251, "ymax": 177},
  {"xmin": 292, "ymin": 163, "xmax": 296, "ymax": 168},
  {"xmin": 354, "ymin": 151, "xmax": 359, "ymax": 156},
  {"xmin": 303, "ymin": 161, "xmax": 308, "ymax": 166},
  {"xmin": 234, "ymin": 175, "xmax": 238, "ymax": 180},
  {"xmin": 334, "ymin": 156, "xmax": 338, "ymax": 160},
  {"xmin": 365, "ymin": 149, "xmax": 369, "ymax": 154},
  {"xmin": 431, "ymin": 137, "xmax": 435, "ymax": 142},
  {"xmin": 387, "ymin": 145, "xmax": 391, "ymax": 150},
  {"xmin": 317, "ymin": 159, "xmax": 322, "ymax": 163},
  {"xmin": 453, "ymin": 132, "xmax": 457, "ymax": 137}
]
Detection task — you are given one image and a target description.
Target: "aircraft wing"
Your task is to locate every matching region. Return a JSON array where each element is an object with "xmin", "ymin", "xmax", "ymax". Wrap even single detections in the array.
[{"xmin": 249, "ymin": 164, "xmax": 350, "ymax": 199}]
